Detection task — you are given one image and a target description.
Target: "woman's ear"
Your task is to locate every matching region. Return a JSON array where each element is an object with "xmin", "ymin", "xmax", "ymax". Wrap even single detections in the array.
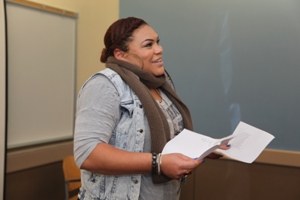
[{"xmin": 114, "ymin": 48, "xmax": 126, "ymax": 60}]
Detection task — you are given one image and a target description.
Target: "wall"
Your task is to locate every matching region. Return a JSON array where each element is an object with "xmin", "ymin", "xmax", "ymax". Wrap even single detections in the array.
[
  {"xmin": 5, "ymin": 1, "xmax": 118, "ymax": 199},
  {"xmin": 120, "ymin": 0, "xmax": 300, "ymax": 154}
]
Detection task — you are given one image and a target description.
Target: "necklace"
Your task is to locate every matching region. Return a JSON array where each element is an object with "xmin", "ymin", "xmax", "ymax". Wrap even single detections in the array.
[{"xmin": 155, "ymin": 89, "xmax": 180, "ymax": 136}]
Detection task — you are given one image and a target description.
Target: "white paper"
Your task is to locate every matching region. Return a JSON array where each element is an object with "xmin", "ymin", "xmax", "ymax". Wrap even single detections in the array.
[
  {"xmin": 215, "ymin": 121, "xmax": 275, "ymax": 163},
  {"xmin": 162, "ymin": 121, "xmax": 275, "ymax": 163},
  {"xmin": 162, "ymin": 129, "xmax": 235, "ymax": 159}
]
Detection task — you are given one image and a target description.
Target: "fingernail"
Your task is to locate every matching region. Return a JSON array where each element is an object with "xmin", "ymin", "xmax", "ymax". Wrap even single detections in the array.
[
  {"xmin": 226, "ymin": 144, "xmax": 231, "ymax": 147},
  {"xmin": 202, "ymin": 159, "xmax": 205, "ymax": 164}
]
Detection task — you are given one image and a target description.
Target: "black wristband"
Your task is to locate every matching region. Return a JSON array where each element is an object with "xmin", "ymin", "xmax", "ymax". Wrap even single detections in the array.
[{"xmin": 151, "ymin": 152, "xmax": 158, "ymax": 174}]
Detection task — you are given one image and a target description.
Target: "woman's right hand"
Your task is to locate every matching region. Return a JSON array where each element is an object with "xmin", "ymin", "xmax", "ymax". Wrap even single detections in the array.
[{"xmin": 160, "ymin": 153, "xmax": 204, "ymax": 179}]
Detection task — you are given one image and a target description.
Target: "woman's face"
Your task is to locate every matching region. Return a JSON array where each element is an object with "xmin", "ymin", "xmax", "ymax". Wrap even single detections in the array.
[{"xmin": 124, "ymin": 25, "xmax": 164, "ymax": 76}]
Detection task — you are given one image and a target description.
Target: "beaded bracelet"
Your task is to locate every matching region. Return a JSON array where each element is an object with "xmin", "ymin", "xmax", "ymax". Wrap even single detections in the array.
[
  {"xmin": 152, "ymin": 152, "xmax": 163, "ymax": 175},
  {"xmin": 151, "ymin": 152, "xmax": 158, "ymax": 174}
]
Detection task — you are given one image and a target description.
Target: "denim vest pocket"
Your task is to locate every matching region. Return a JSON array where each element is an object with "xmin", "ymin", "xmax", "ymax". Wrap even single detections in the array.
[{"xmin": 120, "ymin": 100, "xmax": 134, "ymax": 118}]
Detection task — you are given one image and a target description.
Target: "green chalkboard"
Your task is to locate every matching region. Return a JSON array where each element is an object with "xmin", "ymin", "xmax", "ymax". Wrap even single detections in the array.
[{"xmin": 120, "ymin": 0, "xmax": 300, "ymax": 152}]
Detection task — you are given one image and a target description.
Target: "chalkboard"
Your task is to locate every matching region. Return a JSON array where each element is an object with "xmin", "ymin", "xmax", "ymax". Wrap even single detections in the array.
[
  {"xmin": 120, "ymin": 0, "xmax": 300, "ymax": 152},
  {"xmin": 6, "ymin": 1, "xmax": 77, "ymax": 148}
]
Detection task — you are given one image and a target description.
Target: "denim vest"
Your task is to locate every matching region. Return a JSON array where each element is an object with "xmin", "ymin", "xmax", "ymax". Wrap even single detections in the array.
[{"xmin": 79, "ymin": 68, "xmax": 146, "ymax": 200}]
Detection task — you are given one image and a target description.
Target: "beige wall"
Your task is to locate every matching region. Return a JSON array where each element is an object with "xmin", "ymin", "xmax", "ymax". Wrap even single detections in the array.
[{"xmin": 28, "ymin": 0, "xmax": 119, "ymax": 93}]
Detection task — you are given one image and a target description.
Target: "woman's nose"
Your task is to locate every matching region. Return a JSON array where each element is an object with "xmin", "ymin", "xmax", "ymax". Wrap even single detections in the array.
[{"xmin": 155, "ymin": 44, "xmax": 163, "ymax": 54}]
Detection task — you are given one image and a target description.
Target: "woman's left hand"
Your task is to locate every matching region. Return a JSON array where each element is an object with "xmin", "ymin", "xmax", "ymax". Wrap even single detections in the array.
[{"xmin": 219, "ymin": 143, "xmax": 231, "ymax": 150}]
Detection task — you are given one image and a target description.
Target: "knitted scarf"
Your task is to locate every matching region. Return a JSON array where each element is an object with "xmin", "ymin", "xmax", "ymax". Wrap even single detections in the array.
[{"xmin": 106, "ymin": 56, "xmax": 193, "ymax": 183}]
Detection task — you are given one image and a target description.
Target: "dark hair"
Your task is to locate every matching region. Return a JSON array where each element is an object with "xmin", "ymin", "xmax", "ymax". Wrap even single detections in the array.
[{"xmin": 100, "ymin": 17, "xmax": 148, "ymax": 63}]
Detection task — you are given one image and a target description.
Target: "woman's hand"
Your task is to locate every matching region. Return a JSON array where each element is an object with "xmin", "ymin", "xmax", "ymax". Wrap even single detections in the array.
[
  {"xmin": 219, "ymin": 143, "xmax": 231, "ymax": 150},
  {"xmin": 205, "ymin": 143, "xmax": 231, "ymax": 159},
  {"xmin": 160, "ymin": 153, "xmax": 204, "ymax": 179}
]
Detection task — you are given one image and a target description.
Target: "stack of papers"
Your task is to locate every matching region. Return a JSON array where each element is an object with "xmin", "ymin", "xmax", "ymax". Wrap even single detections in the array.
[{"xmin": 162, "ymin": 121, "xmax": 275, "ymax": 163}]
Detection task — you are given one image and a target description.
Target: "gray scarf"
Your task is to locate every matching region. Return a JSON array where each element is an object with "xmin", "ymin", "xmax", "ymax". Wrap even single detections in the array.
[{"xmin": 106, "ymin": 56, "xmax": 193, "ymax": 183}]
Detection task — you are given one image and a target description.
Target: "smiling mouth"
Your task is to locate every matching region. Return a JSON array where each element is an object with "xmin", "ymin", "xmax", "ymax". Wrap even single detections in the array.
[{"xmin": 152, "ymin": 58, "xmax": 162, "ymax": 63}]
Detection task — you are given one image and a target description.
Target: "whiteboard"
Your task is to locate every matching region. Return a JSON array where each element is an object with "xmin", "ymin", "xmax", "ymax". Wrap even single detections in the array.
[{"xmin": 6, "ymin": 2, "xmax": 77, "ymax": 148}]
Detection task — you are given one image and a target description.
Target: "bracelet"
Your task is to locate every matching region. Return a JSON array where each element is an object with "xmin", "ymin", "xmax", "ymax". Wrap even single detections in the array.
[
  {"xmin": 151, "ymin": 152, "xmax": 158, "ymax": 174},
  {"xmin": 152, "ymin": 152, "xmax": 163, "ymax": 175},
  {"xmin": 157, "ymin": 153, "xmax": 162, "ymax": 175}
]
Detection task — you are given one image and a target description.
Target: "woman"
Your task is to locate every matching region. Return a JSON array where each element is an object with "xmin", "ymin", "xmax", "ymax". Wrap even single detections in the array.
[{"xmin": 74, "ymin": 17, "xmax": 229, "ymax": 200}]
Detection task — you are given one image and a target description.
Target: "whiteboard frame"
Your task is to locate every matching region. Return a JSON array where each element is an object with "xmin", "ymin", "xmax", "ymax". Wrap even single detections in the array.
[
  {"xmin": 0, "ymin": 0, "xmax": 6, "ymax": 198},
  {"xmin": 6, "ymin": 1, "xmax": 77, "ymax": 149}
]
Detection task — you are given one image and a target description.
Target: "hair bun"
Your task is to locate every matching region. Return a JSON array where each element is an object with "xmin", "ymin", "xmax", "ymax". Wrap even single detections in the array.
[{"xmin": 100, "ymin": 48, "xmax": 107, "ymax": 63}]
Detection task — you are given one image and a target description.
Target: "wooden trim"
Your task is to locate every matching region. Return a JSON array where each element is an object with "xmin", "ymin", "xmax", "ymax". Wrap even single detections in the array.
[
  {"xmin": 6, "ymin": 0, "xmax": 77, "ymax": 18},
  {"xmin": 6, "ymin": 141, "xmax": 74, "ymax": 173},
  {"xmin": 222, "ymin": 148, "xmax": 300, "ymax": 168},
  {"xmin": 7, "ymin": 145, "xmax": 300, "ymax": 174},
  {"xmin": 254, "ymin": 148, "xmax": 300, "ymax": 167}
]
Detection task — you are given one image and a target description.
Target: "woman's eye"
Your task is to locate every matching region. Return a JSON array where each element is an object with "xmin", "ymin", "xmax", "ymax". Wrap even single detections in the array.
[{"xmin": 145, "ymin": 43, "xmax": 153, "ymax": 47}]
